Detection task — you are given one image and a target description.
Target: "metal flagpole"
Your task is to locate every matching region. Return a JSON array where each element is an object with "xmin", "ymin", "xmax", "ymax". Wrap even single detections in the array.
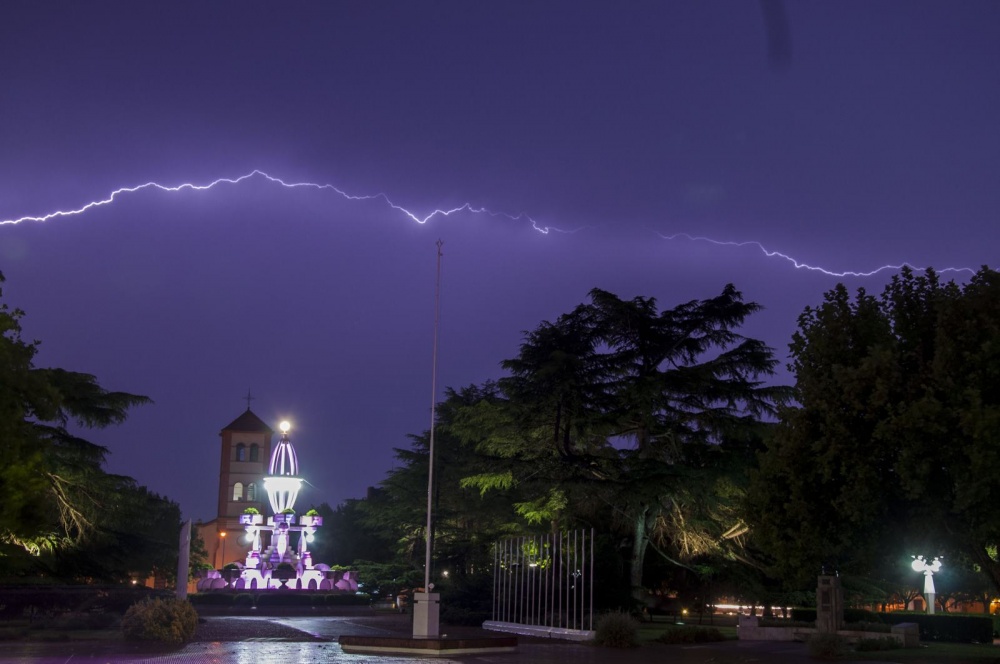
[{"xmin": 414, "ymin": 239, "xmax": 444, "ymax": 638}]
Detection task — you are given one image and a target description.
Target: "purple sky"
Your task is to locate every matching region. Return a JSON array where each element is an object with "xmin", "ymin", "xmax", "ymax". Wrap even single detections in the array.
[{"xmin": 1, "ymin": 1, "xmax": 997, "ymax": 522}]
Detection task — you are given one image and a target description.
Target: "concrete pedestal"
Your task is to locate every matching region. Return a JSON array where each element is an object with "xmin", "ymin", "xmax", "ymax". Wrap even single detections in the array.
[
  {"xmin": 412, "ymin": 592, "xmax": 441, "ymax": 638},
  {"xmin": 816, "ymin": 574, "xmax": 843, "ymax": 633}
]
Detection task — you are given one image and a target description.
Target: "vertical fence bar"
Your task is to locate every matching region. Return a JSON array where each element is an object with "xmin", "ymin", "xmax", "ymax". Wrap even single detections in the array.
[
  {"xmin": 557, "ymin": 531, "xmax": 563, "ymax": 629},
  {"xmin": 530, "ymin": 535, "xmax": 536, "ymax": 625},
  {"xmin": 589, "ymin": 528, "xmax": 594, "ymax": 631},
  {"xmin": 573, "ymin": 530, "xmax": 580, "ymax": 629},
  {"xmin": 504, "ymin": 538, "xmax": 512, "ymax": 623},
  {"xmin": 490, "ymin": 530, "xmax": 595, "ymax": 633}
]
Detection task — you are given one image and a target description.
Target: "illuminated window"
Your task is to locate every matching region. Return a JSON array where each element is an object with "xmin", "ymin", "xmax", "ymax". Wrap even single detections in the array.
[
  {"xmin": 236, "ymin": 443, "xmax": 246, "ymax": 461},
  {"xmin": 249, "ymin": 444, "xmax": 259, "ymax": 462},
  {"xmin": 247, "ymin": 482, "xmax": 256, "ymax": 501},
  {"xmin": 233, "ymin": 482, "xmax": 244, "ymax": 501}
]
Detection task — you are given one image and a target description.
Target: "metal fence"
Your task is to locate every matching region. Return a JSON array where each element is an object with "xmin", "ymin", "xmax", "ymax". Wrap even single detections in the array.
[{"xmin": 492, "ymin": 529, "xmax": 594, "ymax": 633}]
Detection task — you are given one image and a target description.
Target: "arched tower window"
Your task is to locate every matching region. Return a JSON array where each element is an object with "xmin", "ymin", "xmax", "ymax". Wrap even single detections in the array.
[
  {"xmin": 246, "ymin": 482, "xmax": 256, "ymax": 501},
  {"xmin": 249, "ymin": 444, "xmax": 259, "ymax": 462},
  {"xmin": 235, "ymin": 443, "xmax": 246, "ymax": 461},
  {"xmin": 233, "ymin": 482, "xmax": 244, "ymax": 501}
]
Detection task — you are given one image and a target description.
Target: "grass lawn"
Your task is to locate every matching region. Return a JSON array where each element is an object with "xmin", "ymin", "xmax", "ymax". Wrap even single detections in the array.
[
  {"xmin": 839, "ymin": 641, "xmax": 1000, "ymax": 663},
  {"xmin": 636, "ymin": 621, "xmax": 737, "ymax": 644}
]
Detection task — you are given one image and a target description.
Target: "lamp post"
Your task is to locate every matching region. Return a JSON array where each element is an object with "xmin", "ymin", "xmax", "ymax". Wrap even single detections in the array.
[
  {"xmin": 911, "ymin": 555, "xmax": 942, "ymax": 615},
  {"xmin": 220, "ymin": 531, "xmax": 227, "ymax": 567}
]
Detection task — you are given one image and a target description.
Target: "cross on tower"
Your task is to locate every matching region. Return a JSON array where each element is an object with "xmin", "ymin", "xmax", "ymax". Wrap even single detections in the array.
[{"xmin": 244, "ymin": 388, "xmax": 254, "ymax": 411}]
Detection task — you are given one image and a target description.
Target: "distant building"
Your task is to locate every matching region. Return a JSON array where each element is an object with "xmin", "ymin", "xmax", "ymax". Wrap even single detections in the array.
[{"xmin": 195, "ymin": 409, "xmax": 273, "ymax": 569}]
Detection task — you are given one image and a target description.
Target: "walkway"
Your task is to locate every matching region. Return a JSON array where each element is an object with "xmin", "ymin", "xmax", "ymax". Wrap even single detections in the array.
[{"xmin": 0, "ymin": 615, "xmax": 876, "ymax": 663}]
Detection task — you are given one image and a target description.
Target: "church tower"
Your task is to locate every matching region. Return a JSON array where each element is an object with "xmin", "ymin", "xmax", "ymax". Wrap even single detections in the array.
[
  {"xmin": 198, "ymin": 408, "xmax": 274, "ymax": 568},
  {"xmin": 217, "ymin": 409, "xmax": 273, "ymax": 527}
]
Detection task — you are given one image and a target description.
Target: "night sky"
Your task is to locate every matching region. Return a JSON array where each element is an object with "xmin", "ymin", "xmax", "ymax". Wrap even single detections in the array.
[{"xmin": 1, "ymin": 2, "xmax": 997, "ymax": 522}]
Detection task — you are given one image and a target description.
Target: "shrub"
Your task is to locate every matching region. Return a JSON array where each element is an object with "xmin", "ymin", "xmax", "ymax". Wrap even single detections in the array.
[
  {"xmin": 325, "ymin": 593, "xmax": 371, "ymax": 606},
  {"xmin": 121, "ymin": 598, "xmax": 198, "ymax": 645},
  {"xmin": 855, "ymin": 636, "xmax": 902, "ymax": 651},
  {"xmin": 655, "ymin": 625, "xmax": 727, "ymax": 644},
  {"xmin": 233, "ymin": 593, "xmax": 255, "ymax": 607},
  {"xmin": 594, "ymin": 610, "xmax": 639, "ymax": 648},
  {"xmin": 845, "ymin": 621, "xmax": 889, "ymax": 633},
  {"xmin": 791, "ymin": 608, "xmax": 883, "ymax": 623},
  {"xmin": 242, "ymin": 507, "xmax": 260, "ymax": 514},
  {"xmin": 807, "ymin": 633, "xmax": 845, "ymax": 660},
  {"xmin": 256, "ymin": 593, "xmax": 313, "ymax": 608},
  {"xmin": 188, "ymin": 593, "xmax": 234, "ymax": 606}
]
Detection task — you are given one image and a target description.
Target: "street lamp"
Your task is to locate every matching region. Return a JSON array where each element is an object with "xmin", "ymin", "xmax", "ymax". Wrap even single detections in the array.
[
  {"xmin": 220, "ymin": 531, "xmax": 227, "ymax": 567},
  {"xmin": 911, "ymin": 555, "xmax": 943, "ymax": 615}
]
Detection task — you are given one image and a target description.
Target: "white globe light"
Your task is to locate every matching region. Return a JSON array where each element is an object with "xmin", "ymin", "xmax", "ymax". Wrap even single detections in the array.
[{"xmin": 280, "ymin": 421, "xmax": 291, "ymax": 433}]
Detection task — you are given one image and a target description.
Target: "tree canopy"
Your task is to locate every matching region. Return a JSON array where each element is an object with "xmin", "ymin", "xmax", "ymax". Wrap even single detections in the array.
[
  {"xmin": 455, "ymin": 286, "xmax": 788, "ymax": 596},
  {"xmin": 0, "ymin": 271, "xmax": 173, "ymax": 582},
  {"xmin": 748, "ymin": 267, "xmax": 1000, "ymax": 591}
]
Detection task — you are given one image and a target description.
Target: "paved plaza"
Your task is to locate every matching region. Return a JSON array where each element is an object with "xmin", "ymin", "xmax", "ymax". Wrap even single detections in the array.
[{"xmin": 0, "ymin": 615, "xmax": 881, "ymax": 663}]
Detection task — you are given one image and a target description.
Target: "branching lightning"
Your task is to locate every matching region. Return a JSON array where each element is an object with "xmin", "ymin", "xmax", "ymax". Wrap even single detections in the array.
[
  {"xmin": 0, "ymin": 169, "xmax": 572, "ymax": 235},
  {"xmin": 657, "ymin": 232, "xmax": 977, "ymax": 278},
  {"xmin": 0, "ymin": 169, "xmax": 981, "ymax": 278}
]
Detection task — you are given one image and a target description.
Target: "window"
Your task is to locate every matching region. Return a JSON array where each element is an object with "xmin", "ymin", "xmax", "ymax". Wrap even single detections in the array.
[
  {"xmin": 235, "ymin": 443, "xmax": 246, "ymax": 461},
  {"xmin": 249, "ymin": 444, "xmax": 259, "ymax": 462},
  {"xmin": 247, "ymin": 482, "xmax": 256, "ymax": 501},
  {"xmin": 233, "ymin": 482, "xmax": 244, "ymax": 501}
]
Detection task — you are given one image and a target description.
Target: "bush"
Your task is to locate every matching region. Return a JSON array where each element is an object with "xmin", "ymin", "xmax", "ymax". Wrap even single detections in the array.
[
  {"xmin": 325, "ymin": 593, "xmax": 370, "ymax": 606},
  {"xmin": 855, "ymin": 636, "xmax": 902, "ymax": 651},
  {"xmin": 233, "ymin": 594, "xmax": 255, "ymax": 608},
  {"xmin": 791, "ymin": 608, "xmax": 883, "ymax": 623},
  {"xmin": 884, "ymin": 613, "xmax": 993, "ymax": 643},
  {"xmin": 655, "ymin": 625, "xmax": 727, "ymax": 644},
  {"xmin": 121, "ymin": 598, "xmax": 198, "ymax": 645},
  {"xmin": 807, "ymin": 633, "xmax": 845, "ymax": 659},
  {"xmin": 845, "ymin": 621, "xmax": 889, "ymax": 633},
  {"xmin": 188, "ymin": 593, "xmax": 234, "ymax": 606},
  {"xmin": 255, "ymin": 594, "xmax": 310, "ymax": 608},
  {"xmin": 440, "ymin": 605, "xmax": 491, "ymax": 626},
  {"xmin": 594, "ymin": 610, "xmax": 639, "ymax": 648}
]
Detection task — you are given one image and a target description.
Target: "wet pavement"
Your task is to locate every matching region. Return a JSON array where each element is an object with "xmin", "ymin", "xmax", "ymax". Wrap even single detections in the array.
[{"xmin": 0, "ymin": 614, "xmax": 880, "ymax": 663}]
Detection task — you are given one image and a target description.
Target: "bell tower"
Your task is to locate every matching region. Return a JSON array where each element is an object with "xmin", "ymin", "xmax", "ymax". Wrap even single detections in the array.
[{"xmin": 217, "ymin": 409, "xmax": 273, "ymax": 530}]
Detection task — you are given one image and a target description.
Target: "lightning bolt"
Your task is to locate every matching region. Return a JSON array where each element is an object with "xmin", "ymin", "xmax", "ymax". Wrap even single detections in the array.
[
  {"xmin": 657, "ymin": 233, "xmax": 977, "ymax": 278},
  {"xmin": 0, "ymin": 169, "xmax": 575, "ymax": 235},
  {"xmin": 0, "ymin": 169, "xmax": 982, "ymax": 278}
]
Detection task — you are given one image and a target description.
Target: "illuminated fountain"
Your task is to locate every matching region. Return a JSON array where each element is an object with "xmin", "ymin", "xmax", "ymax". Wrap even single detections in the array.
[{"xmin": 228, "ymin": 421, "xmax": 356, "ymax": 591}]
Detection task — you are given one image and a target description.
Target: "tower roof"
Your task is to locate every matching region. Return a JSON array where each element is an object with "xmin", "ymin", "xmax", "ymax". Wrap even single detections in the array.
[{"xmin": 221, "ymin": 409, "xmax": 273, "ymax": 434}]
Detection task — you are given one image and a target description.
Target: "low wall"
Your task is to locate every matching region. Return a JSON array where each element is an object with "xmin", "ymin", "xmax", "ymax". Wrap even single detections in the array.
[{"xmin": 737, "ymin": 616, "xmax": 917, "ymax": 647}]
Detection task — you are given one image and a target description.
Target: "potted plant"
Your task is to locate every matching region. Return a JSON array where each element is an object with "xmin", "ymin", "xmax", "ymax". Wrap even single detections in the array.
[
  {"xmin": 273, "ymin": 508, "xmax": 296, "ymax": 525},
  {"xmin": 192, "ymin": 562, "xmax": 215, "ymax": 579},
  {"xmin": 240, "ymin": 507, "xmax": 264, "ymax": 525},
  {"xmin": 299, "ymin": 508, "xmax": 323, "ymax": 527},
  {"xmin": 271, "ymin": 562, "xmax": 297, "ymax": 588},
  {"xmin": 221, "ymin": 562, "xmax": 243, "ymax": 585}
]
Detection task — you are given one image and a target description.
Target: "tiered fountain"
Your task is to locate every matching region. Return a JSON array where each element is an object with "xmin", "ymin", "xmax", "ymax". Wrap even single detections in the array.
[{"xmin": 229, "ymin": 421, "xmax": 356, "ymax": 591}]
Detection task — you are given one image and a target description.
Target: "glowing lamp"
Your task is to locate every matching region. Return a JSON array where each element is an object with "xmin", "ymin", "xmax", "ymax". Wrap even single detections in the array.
[{"xmin": 911, "ymin": 555, "xmax": 943, "ymax": 615}]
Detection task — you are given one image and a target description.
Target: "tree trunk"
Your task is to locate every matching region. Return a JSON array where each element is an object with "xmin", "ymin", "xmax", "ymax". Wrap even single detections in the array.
[{"xmin": 630, "ymin": 508, "xmax": 649, "ymax": 601}]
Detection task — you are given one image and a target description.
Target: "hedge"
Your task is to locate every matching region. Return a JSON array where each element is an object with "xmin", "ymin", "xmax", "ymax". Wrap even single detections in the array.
[{"xmin": 788, "ymin": 608, "xmax": 992, "ymax": 643}]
